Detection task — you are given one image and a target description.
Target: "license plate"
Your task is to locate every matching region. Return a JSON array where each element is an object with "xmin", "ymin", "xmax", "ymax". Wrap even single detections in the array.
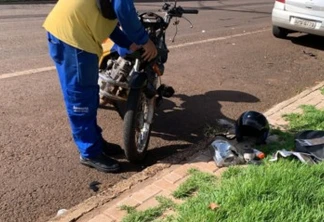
[{"xmin": 292, "ymin": 17, "xmax": 316, "ymax": 29}]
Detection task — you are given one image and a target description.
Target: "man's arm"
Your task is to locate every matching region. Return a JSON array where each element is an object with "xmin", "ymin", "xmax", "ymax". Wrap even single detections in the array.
[
  {"xmin": 112, "ymin": 0, "xmax": 149, "ymax": 46},
  {"xmin": 109, "ymin": 26, "xmax": 132, "ymax": 49}
]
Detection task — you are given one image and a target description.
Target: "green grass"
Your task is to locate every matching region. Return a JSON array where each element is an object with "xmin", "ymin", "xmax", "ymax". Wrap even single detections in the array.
[
  {"xmin": 283, "ymin": 105, "xmax": 324, "ymax": 131},
  {"xmin": 257, "ymin": 128, "xmax": 295, "ymax": 155},
  {"xmin": 121, "ymin": 196, "xmax": 176, "ymax": 222},
  {"xmin": 120, "ymin": 103, "xmax": 324, "ymax": 222},
  {"xmin": 173, "ymin": 168, "xmax": 217, "ymax": 199},
  {"xmin": 170, "ymin": 162, "xmax": 324, "ymax": 222},
  {"xmin": 320, "ymin": 87, "xmax": 324, "ymax": 95}
]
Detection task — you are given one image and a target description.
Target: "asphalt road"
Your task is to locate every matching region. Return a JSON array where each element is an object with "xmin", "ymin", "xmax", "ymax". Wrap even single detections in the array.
[{"xmin": 1, "ymin": 1, "xmax": 324, "ymax": 221}]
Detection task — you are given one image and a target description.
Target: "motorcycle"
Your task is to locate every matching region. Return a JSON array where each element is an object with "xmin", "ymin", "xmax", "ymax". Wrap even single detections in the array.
[{"xmin": 98, "ymin": 2, "xmax": 198, "ymax": 163}]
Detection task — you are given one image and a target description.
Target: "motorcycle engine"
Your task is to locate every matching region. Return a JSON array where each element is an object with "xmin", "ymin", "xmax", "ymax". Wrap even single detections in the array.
[{"xmin": 99, "ymin": 56, "xmax": 133, "ymax": 101}]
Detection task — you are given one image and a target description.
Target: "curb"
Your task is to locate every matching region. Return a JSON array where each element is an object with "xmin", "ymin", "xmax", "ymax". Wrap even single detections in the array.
[
  {"xmin": 264, "ymin": 81, "xmax": 324, "ymax": 128},
  {"xmin": 264, "ymin": 81, "xmax": 324, "ymax": 117}
]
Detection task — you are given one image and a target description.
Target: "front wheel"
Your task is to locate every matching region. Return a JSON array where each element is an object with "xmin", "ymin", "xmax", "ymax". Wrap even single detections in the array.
[{"xmin": 123, "ymin": 89, "xmax": 154, "ymax": 163}]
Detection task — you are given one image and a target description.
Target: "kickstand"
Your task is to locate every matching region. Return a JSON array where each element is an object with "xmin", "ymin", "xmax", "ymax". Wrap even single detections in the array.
[{"xmin": 112, "ymin": 101, "xmax": 125, "ymax": 119}]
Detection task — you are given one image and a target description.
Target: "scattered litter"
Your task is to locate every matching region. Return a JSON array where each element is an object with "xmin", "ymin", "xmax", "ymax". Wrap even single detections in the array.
[
  {"xmin": 232, "ymin": 43, "xmax": 236, "ymax": 46},
  {"xmin": 56, "ymin": 209, "xmax": 68, "ymax": 217},
  {"xmin": 202, "ymin": 30, "xmax": 206, "ymax": 33},
  {"xmin": 270, "ymin": 150, "xmax": 317, "ymax": 164},
  {"xmin": 253, "ymin": 149, "xmax": 265, "ymax": 159},
  {"xmin": 303, "ymin": 50, "xmax": 317, "ymax": 58},
  {"xmin": 209, "ymin": 137, "xmax": 265, "ymax": 167},
  {"xmin": 243, "ymin": 148, "xmax": 265, "ymax": 164},
  {"xmin": 268, "ymin": 131, "xmax": 324, "ymax": 164},
  {"xmin": 210, "ymin": 111, "xmax": 272, "ymax": 167},
  {"xmin": 243, "ymin": 149, "xmax": 255, "ymax": 162},
  {"xmin": 89, "ymin": 181, "xmax": 101, "ymax": 192},
  {"xmin": 296, "ymin": 137, "xmax": 324, "ymax": 146},
  {"xmin": 216, "ymin": 119, "xmax": 235, "ymax": 128},
  {"xmin": 294, "ymin": 130, "xmax": 324, "ymax": 162},
  {"xmin": 209, "ymin": 137, "xmax": 245, "ymax": 167},
  {"xmin": 208, "ymin": 202, "xmax": 220, "ymax": 210}
]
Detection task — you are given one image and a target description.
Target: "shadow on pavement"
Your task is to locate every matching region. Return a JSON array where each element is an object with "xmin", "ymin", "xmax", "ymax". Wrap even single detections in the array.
[
  {"xmin": 289, "ymin": 34, "xmax": 324, "ymax": 51},
  {"xmin": 152, "ymin": 90, "xmax": 260, "ymax": 143},
  {"xmin": 106, "ymin": 90, "xmax": 260, "ymax": 169}
]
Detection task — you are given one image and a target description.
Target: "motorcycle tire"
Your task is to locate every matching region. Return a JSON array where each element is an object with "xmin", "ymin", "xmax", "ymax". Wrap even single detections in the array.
[{"xmin": 123, "ymin": 89, "xmax": 152, "ymax": 163}]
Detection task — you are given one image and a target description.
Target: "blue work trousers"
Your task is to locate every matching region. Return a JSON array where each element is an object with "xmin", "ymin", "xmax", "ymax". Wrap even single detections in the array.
[{"xmin": 47, "ymin": 32, "xmax": 102, "ymax": 158}]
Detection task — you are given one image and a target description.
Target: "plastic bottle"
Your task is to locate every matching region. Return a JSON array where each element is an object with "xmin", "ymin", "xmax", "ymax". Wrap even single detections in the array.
[
  {"xmin": 253, "ymin": 149, "xmax": 265, "ymax": 159},
  {"xmin": 243, "ymin": 148, "xmax": 255, "ymax": 162}
]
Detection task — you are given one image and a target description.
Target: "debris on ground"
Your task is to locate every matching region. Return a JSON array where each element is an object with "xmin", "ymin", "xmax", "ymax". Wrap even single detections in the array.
[
  {"xmin": 270, "ymin": 150, "xmax": 317, "ymax": 164},
  {"xmin": 266, "ymin": 134, "xmax": 279, "ymax": 143},
  {"xmin": 210, "ymin": 111, "xmax": 270, "ymax": 167},
  {"xmin": 208, "ymin": 202, "xmax": 220, "ymax": 210},
  {"xmin": 303, "ymin": 50, "xmax": 317, "ymax": 58},
  {"xmin": 56, "ymin": 209, "xmax": 68, "ymax": 217},
  {"xmin": 89, "ymin": 181, "xmax": 101, "ymax": 192}
]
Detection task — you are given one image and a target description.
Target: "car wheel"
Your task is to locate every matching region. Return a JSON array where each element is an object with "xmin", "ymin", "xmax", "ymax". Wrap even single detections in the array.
[{"xmin": 272, "ymin": 26, "xmax": 289, "ymax": 39}]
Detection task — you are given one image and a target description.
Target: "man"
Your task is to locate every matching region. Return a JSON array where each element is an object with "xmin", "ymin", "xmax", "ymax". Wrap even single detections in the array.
[{"xmin": 43, "ymin": 0, "xmax": 157, "ymax": 173}]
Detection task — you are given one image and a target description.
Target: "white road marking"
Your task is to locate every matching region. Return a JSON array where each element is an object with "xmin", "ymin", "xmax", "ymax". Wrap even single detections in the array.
[
  {"xmin": 0, "ymin": 66, "xmax": 56, "ymax": 80},
  {"xmin": 0, "ymin": 28, "xmax": 268, "ymax": 80},
  {"xmin": 168, "ymin": 29, "xmax": 268, "ymax": 49}
]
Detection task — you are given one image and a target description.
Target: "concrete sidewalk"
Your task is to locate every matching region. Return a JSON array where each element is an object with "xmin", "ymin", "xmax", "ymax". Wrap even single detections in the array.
[{"xmin": 50, "ymin": 81, "xmax": 324, "ymax": 222}]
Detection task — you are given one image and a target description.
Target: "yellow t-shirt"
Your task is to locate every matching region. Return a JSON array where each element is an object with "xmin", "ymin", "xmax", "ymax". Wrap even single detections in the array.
[{"xmin": 43, "ymin": 0, "xmax": 118, "ymax": 57}]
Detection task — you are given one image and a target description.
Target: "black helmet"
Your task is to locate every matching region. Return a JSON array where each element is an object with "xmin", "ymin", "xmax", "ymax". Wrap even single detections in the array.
[{"xmin": 235, "ymin": 111, "xmax": 270, "ymax": 144}]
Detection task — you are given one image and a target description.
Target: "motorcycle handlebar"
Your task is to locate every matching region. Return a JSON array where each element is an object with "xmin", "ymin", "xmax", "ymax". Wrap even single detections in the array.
[{"xmin": 180, "ymin": 8, "xmax": 199, "ymax": 14}]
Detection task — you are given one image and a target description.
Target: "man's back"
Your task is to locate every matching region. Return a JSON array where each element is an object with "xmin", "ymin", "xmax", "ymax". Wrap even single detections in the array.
[{"xmin": 43, "ymin": 0, "xmax": 118, "ymax": 57}]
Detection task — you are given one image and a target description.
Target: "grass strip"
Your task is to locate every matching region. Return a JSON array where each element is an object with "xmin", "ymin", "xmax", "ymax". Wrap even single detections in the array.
[{"xmin": 172, "ymin": 162, "xmax": 324, "ymax": 222}]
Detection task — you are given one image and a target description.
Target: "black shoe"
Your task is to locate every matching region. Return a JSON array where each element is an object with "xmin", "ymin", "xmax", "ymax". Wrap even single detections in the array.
[
  {"xmin": 102, "ymin": 140, "xmax": 124, "ymax": 156},
  {"xmin": 80, "ymin": 153, "xmax": 120, "ymax": 173}
]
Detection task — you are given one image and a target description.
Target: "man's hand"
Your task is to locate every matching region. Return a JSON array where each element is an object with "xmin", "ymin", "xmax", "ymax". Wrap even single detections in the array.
[
  {"xmin": 129, "ymin": 43, "xmax": 140, "ymax": 52},
  {"xmin": 142, "ymin": 39, "xmax": 157, "ymax": 61}
]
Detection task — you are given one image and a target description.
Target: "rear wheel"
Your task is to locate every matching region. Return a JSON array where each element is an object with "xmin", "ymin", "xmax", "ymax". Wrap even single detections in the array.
[
  {"xmin": 123, "ymin": 89, "xmax": 154, "ymax": 163},
  {"xmin": 272, "ymin": 25, "xmax": 289, "ymax": 39}
]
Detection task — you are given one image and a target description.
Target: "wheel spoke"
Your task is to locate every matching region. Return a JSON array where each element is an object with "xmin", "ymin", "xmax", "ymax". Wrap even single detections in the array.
[{"xmin": 135, "ymin": 94, "xmax": 151, "ymax": 153}]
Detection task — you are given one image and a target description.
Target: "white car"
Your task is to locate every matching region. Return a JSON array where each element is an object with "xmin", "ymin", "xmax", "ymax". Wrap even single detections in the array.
[{"xmin": 272, "ymin": 0, "xmax": 324, "ymax": 38}]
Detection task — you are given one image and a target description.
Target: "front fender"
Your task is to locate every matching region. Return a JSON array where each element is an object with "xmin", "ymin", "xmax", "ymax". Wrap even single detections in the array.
[{"xmin": 129, "ymin": 72, "xmax": 148, "ymax": 89}]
